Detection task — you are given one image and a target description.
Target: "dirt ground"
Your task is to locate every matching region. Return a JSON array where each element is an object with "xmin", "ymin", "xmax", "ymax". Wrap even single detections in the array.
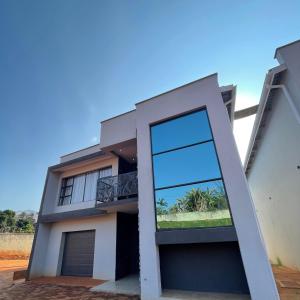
[
  {"xmin": 0, "ymin": 259, "xmax": 28, "ymax": 272},
  {"xmin": 0, "ymin": 259, "xmax": 28, "ymax": 289},
  {"xmin": 0, "ymin": 259, "xmax": 300, "ymax": 299}
]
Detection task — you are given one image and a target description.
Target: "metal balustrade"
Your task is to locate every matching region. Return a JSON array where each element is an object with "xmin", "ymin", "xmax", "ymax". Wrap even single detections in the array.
[{"xmin": 96, "ymin": 171, "xmax": 138, "ymax": 204}]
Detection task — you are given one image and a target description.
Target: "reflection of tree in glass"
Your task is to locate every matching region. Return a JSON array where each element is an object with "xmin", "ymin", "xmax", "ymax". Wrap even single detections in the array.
[
  {"xmin": 160, "ymin": 184, "xmax": 228, "ymax": 214},
  {"xmin": 156, "ymin": 198, "xmax": 168, "ymax": 215}
]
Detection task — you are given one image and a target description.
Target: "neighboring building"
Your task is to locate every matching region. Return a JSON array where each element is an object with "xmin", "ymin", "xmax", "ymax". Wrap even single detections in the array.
[
  {"xmin": 245, "ymin": 40, "xmax": 300, "ymax": 271},
  {"xmin": 28, "ymin": 74, "xmax": 279, "ymax": 299}
]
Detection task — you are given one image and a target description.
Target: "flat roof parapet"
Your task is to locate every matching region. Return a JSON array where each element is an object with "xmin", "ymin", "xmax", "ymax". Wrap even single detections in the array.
[{"xmin": 60, "ymin": 144, "xmax": 101, "ymax": 163}]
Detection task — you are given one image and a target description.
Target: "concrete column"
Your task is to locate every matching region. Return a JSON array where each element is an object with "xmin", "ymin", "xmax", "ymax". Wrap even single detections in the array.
[{"xmin": 137, "ymin": 122, "xmax": 162, "ymax": 300}]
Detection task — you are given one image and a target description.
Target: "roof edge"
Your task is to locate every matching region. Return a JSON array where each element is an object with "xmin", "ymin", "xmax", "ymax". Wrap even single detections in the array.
[
  {"xmin": 50, "ymin": 151, "xmax": 106, "ymax": 171},
  {"xmin": 244, "ymin": 64, "xmax": 287, "ymax": 170},
  {"xmin": 135, "ymin": 73, "xmax": 218, "ymax": 106},
  {"xmin": 100, "ymin": 109, "xmax": 136, "ymax": 124},
  {"xmin": 274, "ymin": 39, "xmax": 300, "ymax": 58},
  {"xmin": 100, "ymin": 74, "xmax": 220, "ymax": 125},
  {"xmin": 60, "ymin": 143, "xmax": 100, "ymax": 158}
]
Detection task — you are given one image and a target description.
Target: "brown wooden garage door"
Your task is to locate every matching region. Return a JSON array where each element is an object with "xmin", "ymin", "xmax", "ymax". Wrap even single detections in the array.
[{"xmin": 61, "ymin": 230, "xmax": 95, "ymax": 277}]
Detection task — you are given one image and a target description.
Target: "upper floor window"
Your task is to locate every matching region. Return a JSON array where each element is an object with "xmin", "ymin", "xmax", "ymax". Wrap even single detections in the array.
[
  {"xmin": 59, "ymin": 167, "xmax": 112, "ymax": 206},
  {"xmin": 150, "ymin": 109, "xmax": 233, "ymax": 230}
]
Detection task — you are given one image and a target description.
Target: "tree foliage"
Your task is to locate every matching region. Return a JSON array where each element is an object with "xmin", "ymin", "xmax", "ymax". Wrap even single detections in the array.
[
  {"xmin": 156, "ymin": 198, "xmax": 168, "ymax": 215},
  {"xmin": 0, "ymin": 210, "xmax": 35, "ymax": 233},
  {"xmin": 156, "ymin": 185, "xmax": 228, "ymax": 215}
]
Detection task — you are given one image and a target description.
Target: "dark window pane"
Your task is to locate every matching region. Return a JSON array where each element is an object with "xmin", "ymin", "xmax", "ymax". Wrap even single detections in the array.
[
  {"xmin": 151, "ymin": 110, "xmax": 212, "ymax": 154},
  {"xmin": 61, "ymin": 179, "xmax": 67, "ymax": 188},
  {"xmin": 62, "ymin": 196, "xmax": 71, "ymax": 205},
  {"xmin": 64, "ymin": 186, "xmax": 72, "ymax": 196},
  {"xmin": 66, "ymin": 177, "xmax": 74, "ymax": 186},
  {"xmin": 155, "ymin": 180, "xmax": 232, "ymax": 229},
  {"xmin": 153, "ymin": 142, "xmax": 221, "ymax": 189}
]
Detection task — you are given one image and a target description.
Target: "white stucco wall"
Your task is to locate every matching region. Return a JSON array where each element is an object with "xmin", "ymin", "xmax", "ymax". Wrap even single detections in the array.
[
  {"xmin": 100, "ymin": 110, "xmax": 136, "ymax": 148},
  {"xmin": 29, "ymin": 222, "xmax": 52, "ymax": 278},
  {"xmin": 248, "ymin": 87, "xmax": 300, "ymax": 270},
  {"xmin": 136, "ymin": 74, "xmax": 278, "ymax": 300},
  {"xmin": 41, "ymin": 172, "xmax": 61, "ymax": 215},
  {"xmin": 30, "ymin": 156, "xmax": 119, "ymax": 280},
  {"xmin": 42, "ymin": 214, "xmax": 117, "ymax": 280}
]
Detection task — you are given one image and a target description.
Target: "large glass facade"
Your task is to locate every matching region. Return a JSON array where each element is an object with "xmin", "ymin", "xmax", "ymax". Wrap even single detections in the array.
[{"xmin": 151, "ymin": 109, "xmax": 232, "ymax": 230}]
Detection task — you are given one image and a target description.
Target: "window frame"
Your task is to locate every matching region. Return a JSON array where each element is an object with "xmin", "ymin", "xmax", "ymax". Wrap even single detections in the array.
[
  {"xmin": 59, "ymin": 177, "xmax": 74, "ymax": 205},
  {"xmin": 150, "ymin": 107, "xmax": 234, "ymax": 231},
  {"xmin": 58, "ymin": 166, "xmax": 112, "ymax": 206}
]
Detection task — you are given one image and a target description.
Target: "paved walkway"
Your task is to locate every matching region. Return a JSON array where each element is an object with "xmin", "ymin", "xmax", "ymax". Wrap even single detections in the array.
[
  {"xmin": 0, "ymin": 282, "xmax": 140, "ymax": 300},
  {"xmin": 0, "ymin": 260, "xmax": 139, "ymax": 300},
  {"xmin": 273, "ymin": 265, "xmax": 300, "ymax": 300}
]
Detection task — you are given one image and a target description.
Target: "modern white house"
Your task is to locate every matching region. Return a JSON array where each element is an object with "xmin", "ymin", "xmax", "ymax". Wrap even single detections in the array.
[
  {"xmin": 245, "ymin": 40, "xmax": 300, "ymax": 271},
  {"xmin": 28, "ymin": 74, "xmax": 279, "ymax": 299}
]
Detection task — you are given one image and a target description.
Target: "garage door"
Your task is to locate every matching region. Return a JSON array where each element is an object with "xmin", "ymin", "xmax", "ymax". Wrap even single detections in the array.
[{"xmin": 61, "ymin": 230, "xmax": 95, "ymax": 277}]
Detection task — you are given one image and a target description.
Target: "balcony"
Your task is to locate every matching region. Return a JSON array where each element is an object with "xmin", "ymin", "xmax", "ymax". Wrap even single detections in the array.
[{"xmin": 96, "ymin": 171, "xmax": 138, "ymax": 207}]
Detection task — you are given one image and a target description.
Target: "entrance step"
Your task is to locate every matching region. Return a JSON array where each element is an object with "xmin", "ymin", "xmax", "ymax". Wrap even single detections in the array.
[{"xmin": 91, "ymin": 274, "xmax": 140, "ymax": 295}]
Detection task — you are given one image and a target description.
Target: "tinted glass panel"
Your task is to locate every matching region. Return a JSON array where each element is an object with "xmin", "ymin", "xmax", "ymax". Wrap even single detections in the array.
[
  {"xmin": 153, "ymin": 142, "xmax": 221, "ymax": 189},
  {"xmin": 151, "ymin": 108, "xmax": 232, "ymax": 230},
  {"xmin": 155, "ymin": 180, "xmax": 232, "ymax": 229},
  {"xmin": 151, "ymin": 110, "xmax": 212, "ymax": 154}
]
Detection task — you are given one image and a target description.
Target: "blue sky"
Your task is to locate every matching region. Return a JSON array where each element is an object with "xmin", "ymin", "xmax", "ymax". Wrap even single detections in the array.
[{"xmin": 0, "ymin": 0, "xmax": 299, "ymax": 211}]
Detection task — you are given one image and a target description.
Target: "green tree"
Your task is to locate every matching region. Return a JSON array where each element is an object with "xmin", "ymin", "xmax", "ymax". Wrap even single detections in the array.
[
  {"xmin": 156, "ymin": 198, "xmax": 168, "ymax": 215},
  {"xmin": 16, "ymin": 218, "xmax": 34, "ymax": 233},
  {"xmin": 4, "ymin": 210, "xmax": 16, "ymax": 231},
  {"xmin": 0, "ymin": 210, "xmax": 16, "ymax": 232},
  {"xmin": 0, "ymin": 210, "xmax": 35, "ymax": 233},
  {"xmin": 0, "ymin": 211, "xmax": 7, "ymax": 232},
  {"xmin": 169, "ymin": 185, "xmax": 228, "ymax": 214}
]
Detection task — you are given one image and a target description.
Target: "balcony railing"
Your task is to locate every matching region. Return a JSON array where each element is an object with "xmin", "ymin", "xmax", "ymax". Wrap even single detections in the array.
[{"xmin": 96, "ymin": 171, "xmax": 138, "ymax": 204}]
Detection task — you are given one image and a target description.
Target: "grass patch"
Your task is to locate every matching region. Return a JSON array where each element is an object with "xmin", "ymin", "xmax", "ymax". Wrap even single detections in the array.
[{"xmin": 158, "ymin": 218, "xmax": 232, "ymax": 229}]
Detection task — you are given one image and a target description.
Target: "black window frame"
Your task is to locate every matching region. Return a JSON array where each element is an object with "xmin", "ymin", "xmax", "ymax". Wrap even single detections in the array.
[
  {"xmin": 59, "ymin": 177, "xmax": 74, "ymax": 205},
  {"xmin": 58, "ymin": 166, "xmax": 112, "ymax": 206},
  {"xmin": 150, "ymin": 107, "xmax": 234, "ymax": 231}
]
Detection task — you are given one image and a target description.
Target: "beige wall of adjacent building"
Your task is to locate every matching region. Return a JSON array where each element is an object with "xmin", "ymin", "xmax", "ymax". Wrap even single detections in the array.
[
  {"xmin": 248, "ymin": 41, "xmax": 300, "ymax": 271},
  {"xmin": 248, "ymin": 76, "xmax": 300, "ymax": 270}
]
